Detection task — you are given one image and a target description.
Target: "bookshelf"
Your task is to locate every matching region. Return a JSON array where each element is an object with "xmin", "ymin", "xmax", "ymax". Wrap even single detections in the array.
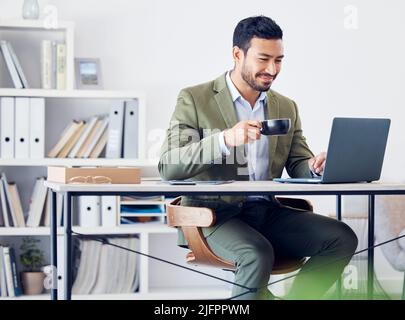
[
  {"xmin": 0, "ymin": 19, "xmax": 215, "ymax": 300},
  {"xmin": 0, "ymin": 19, "xmax": 230, "ymax": 301}
]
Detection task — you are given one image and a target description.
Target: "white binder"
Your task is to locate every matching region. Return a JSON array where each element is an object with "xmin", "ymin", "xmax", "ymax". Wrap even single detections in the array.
[
  {"xmin": 78, "ymin": 196, "xmax": 101, "ymax": 227},
  {"xmin": 0, "ymin": 97, "xmax": 15, "ymax": 159},
  {"xmin": 106, "ymin": 103, "xmax": 125, "ymax": 158},
  {"xmin": 29, "ymin": 98, "xmax": 45, "ymax": 158},
  {"xmin": 15, "ymin": 97, "xmax": 30, "ymax": 158},
  {"xmin": 101, "ymin": 196, "xmax": 118, "ymax": 227},
  {"xmin": 123, "ymin": 100, "xmax": 139, "ymax": 158}
]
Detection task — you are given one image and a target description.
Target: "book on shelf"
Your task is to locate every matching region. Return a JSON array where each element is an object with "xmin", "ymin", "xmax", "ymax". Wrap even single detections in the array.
[
  {"xmin": 76, "ymin": 118, "xmax": 103, "ymax": 158},
  {"xmin": 56, "ymin": 43, "xmax": 67, "ymax": 90},
  {"xmin": 0, "ymin": 245, "xmax": 7, "ymax": 297},
  {"xmin": 0, "ymin": 174, "xmax": 11, "ymax": 227},
  {"xmin": 41, "ymin": 40, "xmax": 52, "ymax": 89},
  {"xmin": 47, "ymin": 120, "xmax": 83, "ymax": 158},
  {"xmin": 1, "ymin": 173, "xmax": 25, "ymax": 228},
  {"xmin": 41, "ymin": 40, "xmax": 67, "ymax": 90},
  {"xmin": 67, "ymin": 116, "xmax": 97, "ymax": 158},
  {"xmin": 26, "ymin": 177, "xmax": 48, "ymax": 228},
  {"xmin": 72, "ymin": 237, "xmax": 139, "ymax": 295},
  {"xmin": 0, "ymin": 40, "xmax": 25, "ymax": 89},
  {"xmin": 1, "ymin": 246, "xmax": 23, "ymax": 297},
  {"xmin": 89, "ymin": 129, "xmax": 108, "ymax": 158},
  {"xmin": 57, "ymin": 120, "xmax": 86, "ymax": 158},
  {"xmin": 81, "ymin": 117, "xmax": 109, "ymax": 158},
  {"xmin": 7, "ymin": 182, "xmax": 26, "ymax": 228},
  {"xmin": 4, "ymin": 41, "xmax": 29, "ymax": 88}
]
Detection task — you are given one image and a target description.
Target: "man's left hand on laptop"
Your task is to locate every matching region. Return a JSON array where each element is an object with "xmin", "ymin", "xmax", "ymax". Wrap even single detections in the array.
[{"xmin": 308, "ymin": 151, "xmax": 326, "ymax": 176}]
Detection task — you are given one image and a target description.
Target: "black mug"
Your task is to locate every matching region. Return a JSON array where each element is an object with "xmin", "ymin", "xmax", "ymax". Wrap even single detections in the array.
[{"xmin": 260, "ymin": 118, "xmax": 291, "ymax": 136}]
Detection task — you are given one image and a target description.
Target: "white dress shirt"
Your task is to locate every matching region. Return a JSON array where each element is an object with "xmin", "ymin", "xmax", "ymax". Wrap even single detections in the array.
[{"xmin": 219, "ymin": 71, "xmax": 270, "ymax": 181}]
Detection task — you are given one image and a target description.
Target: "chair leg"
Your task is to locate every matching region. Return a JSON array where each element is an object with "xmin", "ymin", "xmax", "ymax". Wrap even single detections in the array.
[{"xmin": 402, "ymin": 272, "xmax": 405, "ymax": 300}]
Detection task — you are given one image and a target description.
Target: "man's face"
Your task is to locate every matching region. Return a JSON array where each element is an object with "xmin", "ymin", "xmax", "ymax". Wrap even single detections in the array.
[{"xmin": 236, "ymin": 37, "xmax": 284, "ymax": 92}]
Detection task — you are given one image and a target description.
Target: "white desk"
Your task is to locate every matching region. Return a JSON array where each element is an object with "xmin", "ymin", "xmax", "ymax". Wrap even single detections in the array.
[{"xmin": 45, "ymin": 180, "xmax": 405, "ymax": 300}]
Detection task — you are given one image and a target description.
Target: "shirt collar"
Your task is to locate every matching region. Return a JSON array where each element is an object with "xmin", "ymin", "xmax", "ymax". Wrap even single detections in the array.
[{"xmin": 225, "ymin": 71, "xmax": 267, "ymax": 104}]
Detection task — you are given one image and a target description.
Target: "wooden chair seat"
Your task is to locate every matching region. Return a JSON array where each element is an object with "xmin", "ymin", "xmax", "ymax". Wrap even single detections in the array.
[{"xmin": 167, "ymin": 196, "xmax": 313, "ymax": 274}]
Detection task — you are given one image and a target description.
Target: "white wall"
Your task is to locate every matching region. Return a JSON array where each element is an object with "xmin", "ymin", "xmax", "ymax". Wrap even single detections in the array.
[{"xmin": 2, "ymin": 0, "xmax": 405, "ymax": 181}]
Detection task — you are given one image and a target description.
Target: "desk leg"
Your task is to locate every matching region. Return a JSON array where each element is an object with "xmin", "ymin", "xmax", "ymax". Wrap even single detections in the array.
[
  {"xmin": 63, "ymin": 192, "xmax": 73, "ymax": 300},
  {"xmin": 336, "ymin": 195, "xmax": 342, "ymax": 300},
  {"xmin": 50, "ymin": 191, "xmax": 58, "ymax": 300},
  {"xmin": 368, "ymin": 195, "xmax": 375, "ymax": 300}
]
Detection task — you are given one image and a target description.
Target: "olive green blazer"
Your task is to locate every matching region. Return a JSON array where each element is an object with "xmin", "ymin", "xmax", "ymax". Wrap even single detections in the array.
[{"xmin": 158, "ymin": 73, "xmax": 314, "ymax": 245}]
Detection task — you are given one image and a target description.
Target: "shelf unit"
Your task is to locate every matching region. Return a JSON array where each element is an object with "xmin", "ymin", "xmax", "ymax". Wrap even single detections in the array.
[
  {"xmin": 0, "ymin": 19, "xmax": 229, "ymax": 301},
  {"xmin": 0, "ymin": 20, "xmax": 162, "ymax": 301},
  {"xmin": 3, "ymin": 287, "xmax": 231, "ymax": 300}
]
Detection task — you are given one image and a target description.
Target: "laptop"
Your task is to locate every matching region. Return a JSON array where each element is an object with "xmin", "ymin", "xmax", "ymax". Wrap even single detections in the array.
[{"xmin": 273, "ymin": 118, "xmax": 391, "ymax": 184}]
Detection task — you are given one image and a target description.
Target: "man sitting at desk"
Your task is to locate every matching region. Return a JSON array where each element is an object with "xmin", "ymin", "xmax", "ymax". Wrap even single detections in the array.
[{"xmin": 158, "ymin": 15, "xmax": 358, "ymax": 300}]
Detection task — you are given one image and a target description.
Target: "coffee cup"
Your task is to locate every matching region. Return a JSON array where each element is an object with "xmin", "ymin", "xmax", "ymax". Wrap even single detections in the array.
[{"xmin": 260, "ymin": 118, "xmax": 291, "ymax": 136}]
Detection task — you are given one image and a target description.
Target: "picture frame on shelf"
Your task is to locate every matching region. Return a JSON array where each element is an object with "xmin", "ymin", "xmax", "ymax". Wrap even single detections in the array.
[{"xmin": 74, "ymin": 58, "xmax": 103, "ymax": 90}]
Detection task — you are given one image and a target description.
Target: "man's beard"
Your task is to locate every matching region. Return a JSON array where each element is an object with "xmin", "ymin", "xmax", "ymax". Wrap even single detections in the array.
[{"xmin": 241, "ymin": 64, "xmax": 275, "ymax": 92}]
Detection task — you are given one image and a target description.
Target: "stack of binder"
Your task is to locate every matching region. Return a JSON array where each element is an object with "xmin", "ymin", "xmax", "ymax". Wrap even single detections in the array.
[
  {"xmin": 106, "ymin": 100, "xmax": 139, "ymax": 159},
  {"xmin": 0, "ymin": 97, "xmax": 45, "ymax": 159},
  {"xmin": 77, "ymin": 196, "xmax": 119, "ymax": 228}
]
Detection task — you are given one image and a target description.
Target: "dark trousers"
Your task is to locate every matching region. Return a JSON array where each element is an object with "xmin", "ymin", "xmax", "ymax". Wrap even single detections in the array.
[{"xmin": 206, "ymin": 199, "xmax": 358, "ymax": 300}]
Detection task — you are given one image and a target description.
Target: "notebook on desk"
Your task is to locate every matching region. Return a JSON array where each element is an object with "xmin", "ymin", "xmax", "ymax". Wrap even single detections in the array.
[{"xmin": 273, "ymin": 118, "xmax": 391, "ymax": 184}]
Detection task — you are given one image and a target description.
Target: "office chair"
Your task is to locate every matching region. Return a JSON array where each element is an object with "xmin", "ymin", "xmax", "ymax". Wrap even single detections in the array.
[{"xmin": 167, "ymin": 197, "xmax": 312, "ymax": 276}]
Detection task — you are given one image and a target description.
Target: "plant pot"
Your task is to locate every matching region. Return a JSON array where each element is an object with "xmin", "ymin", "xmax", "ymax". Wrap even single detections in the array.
[{"xmin": 21, "ymin": 272, "xmax": 45, "ymax": 295}]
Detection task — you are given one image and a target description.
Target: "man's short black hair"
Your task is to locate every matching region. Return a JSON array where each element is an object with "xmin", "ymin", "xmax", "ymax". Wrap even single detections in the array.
[{"xmin": 233, "ymin": 16, "xmax": 283, "ymax": 53}]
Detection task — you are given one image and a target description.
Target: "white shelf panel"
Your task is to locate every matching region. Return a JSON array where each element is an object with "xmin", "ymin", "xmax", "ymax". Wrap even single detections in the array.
[
  {"xmin": 0, "ymin": 223, "xmax": 174, "ymax": 236},
  {"xmin": 0, "ymin": 227, "xmax": 57, "ymax": 236},
  {"xmin": 73, "ymin": 223, "xmax": 175, "ymax": 235},
  {"xmin": 0, "ymin": 19, "xmax": 74, "ymax": 30},
  {"xmin": 0, "ymin": 158, "xmax": 157, "ymax": 167},
  {"xmin": 2, "ymin": 287, "xmax": 231, "ymax": 300},
  {"xmin": 0, "ymin": 293, "xmax": 142, "ymax": 300},
  {"xmin": 0, "ymin": 88, "xmax": 145, "ymax": 99}
]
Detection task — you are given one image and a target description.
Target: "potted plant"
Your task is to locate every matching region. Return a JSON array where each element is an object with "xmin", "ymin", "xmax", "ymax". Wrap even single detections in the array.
[{"xmin": 19, "ymin": 237, "xmax": 45, "ymax": 295}]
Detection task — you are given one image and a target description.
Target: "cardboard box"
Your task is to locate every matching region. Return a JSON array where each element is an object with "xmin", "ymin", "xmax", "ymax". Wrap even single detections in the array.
[{"xmin": 47, "ymin": 166, "xmax": 141, "ymax": 184}]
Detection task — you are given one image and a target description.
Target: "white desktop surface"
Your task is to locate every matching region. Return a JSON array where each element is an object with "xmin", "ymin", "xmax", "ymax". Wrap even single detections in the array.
[{"xmin": 44, "ymin": 180, "xmax": 405, "ymax": 193}]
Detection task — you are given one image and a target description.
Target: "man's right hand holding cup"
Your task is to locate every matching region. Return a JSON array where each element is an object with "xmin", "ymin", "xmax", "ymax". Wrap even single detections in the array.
[{"xmin": 223, "ymin": 120, "xmax": 263, "ymax": 147}]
